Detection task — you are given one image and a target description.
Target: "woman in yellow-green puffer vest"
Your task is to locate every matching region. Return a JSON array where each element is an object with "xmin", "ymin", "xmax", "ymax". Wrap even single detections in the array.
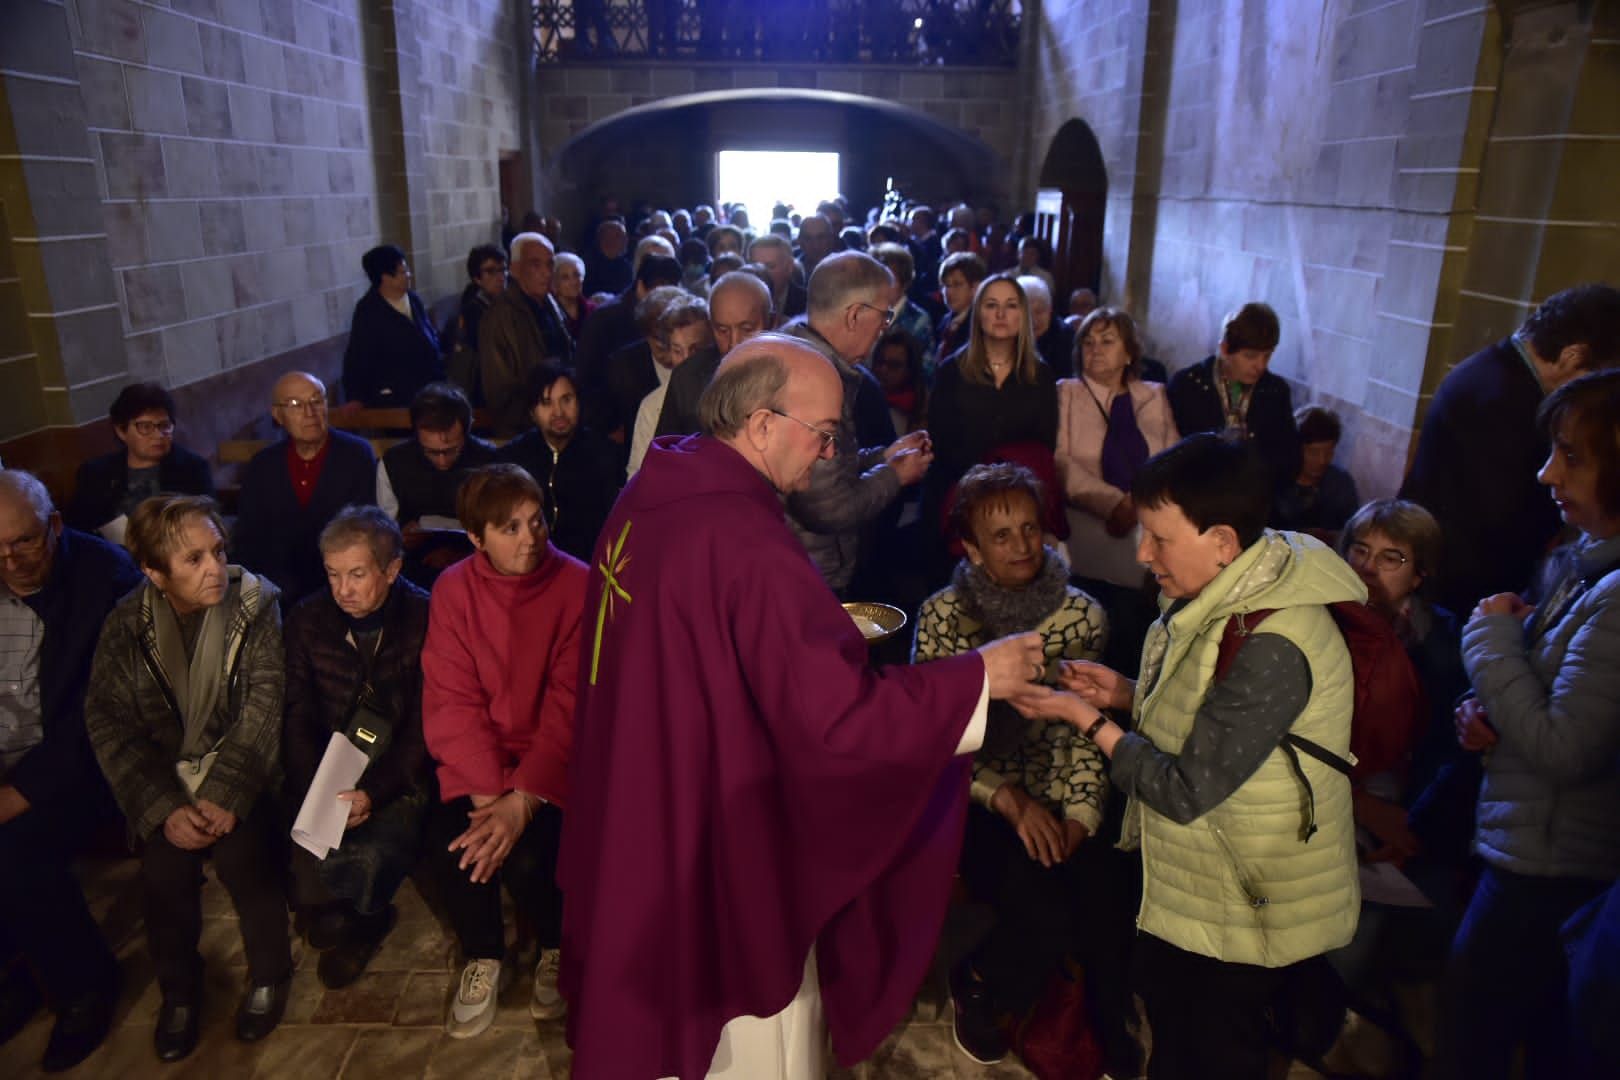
[{"xmin": 1026, "ymin": 434, "xmax": 1364, "ymax": 1080}]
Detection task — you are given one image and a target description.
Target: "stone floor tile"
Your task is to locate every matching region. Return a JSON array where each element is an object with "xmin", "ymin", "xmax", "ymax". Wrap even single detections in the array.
[
  {"xmin": 283, "ymin": 969, "xmax": 330, "ymax": 1025},
  {"xmin": 117, "ymin": 974, "xmax": 164, "ymax": 1028},
  {"xmin": 370, "ymin": 920, "xmax": 456, "ymax": 973},
  {"xmin": 0, "ymin": 1011, "xmax": 51, "ymax": 1079},
  {"xmin": 512, "ymin": 1026, "xmax": 571, "ymax": 1079},
  {"xmin": 247, "ymin": 1025, "xmax": 358, "ymax": 1078},
  {"xmin": 423, "ymin": 1026, "xmax": 527, "ymax": 1078},
  {"xmin": 309, "ymin": 971, "xmax": 410, "ymax": 1025},
  {"xmin": 862, "ymin": 1018, "xmax": 968, "ymax": 1078},
  {"xmin": 198, "ymin": 917, "xmax": 250, "ymax": 968},
  {"xmin": 392, "ymin": 971, "xmax": 453, "ymax": 1028},
  {"xmin": 170, "ymin": 1019, "xmax": 271, "ymax": 1079},
  {"xmin": 339, "ymin": 1027, "xmax": 440, "ymax": 1079},
  {"xmin": 199, "ymin": 876, "xmax": 240, "ymax": 918}
]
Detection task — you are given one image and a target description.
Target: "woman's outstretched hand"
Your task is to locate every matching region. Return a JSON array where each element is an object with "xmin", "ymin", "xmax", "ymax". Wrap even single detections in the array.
[{"xmin": 1058, "ymin": 660, "xmax": 1134, "ymax": 712}]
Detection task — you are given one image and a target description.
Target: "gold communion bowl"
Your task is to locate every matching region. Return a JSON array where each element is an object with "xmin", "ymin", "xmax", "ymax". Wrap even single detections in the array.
[{"xmin": 842, "ymin": 601, "xmax": 907, "ymax": 644}]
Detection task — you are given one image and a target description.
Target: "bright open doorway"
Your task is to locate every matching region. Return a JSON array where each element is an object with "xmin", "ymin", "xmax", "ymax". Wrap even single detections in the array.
[{"xmin": 716, "ymin": 150, "xmax": 841, "ymax": 224}]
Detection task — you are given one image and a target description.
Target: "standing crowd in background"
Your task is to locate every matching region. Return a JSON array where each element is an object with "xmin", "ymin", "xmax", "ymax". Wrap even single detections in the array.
[{"xmin": 2, "ymin": 189, "xmax": 1618, "ymax": 1080}]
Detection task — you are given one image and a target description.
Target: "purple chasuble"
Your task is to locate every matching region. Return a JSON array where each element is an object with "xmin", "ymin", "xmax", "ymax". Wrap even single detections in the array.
[{"xmin": 558, "ymin": 434, "xmax": 984, "ymax": 1080}]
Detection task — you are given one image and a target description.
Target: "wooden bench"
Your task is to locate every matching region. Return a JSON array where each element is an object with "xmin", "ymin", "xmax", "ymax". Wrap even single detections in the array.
[
  {"xmin": 218, "ymin": 432, "xmax": 508, "ymax": 466},
  {"xmin": 217, "ymin": 436, "xmax": 404, "ymax": 465},
  {"xmin": 326, "ymin": 406, "xmax": 494, "ymax": 433}
]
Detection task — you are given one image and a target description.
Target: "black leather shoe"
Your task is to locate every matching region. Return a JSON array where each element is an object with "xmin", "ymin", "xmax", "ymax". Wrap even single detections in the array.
[
  {"xmin": 0, "ymin": 964, "xmax": 44, "ymax": 1047},
  {"xmin": 234, "ymin": 978, "xmax": 289, "ymax": 1042},
  {"xmin": 153, "ymin": 998, "xmax": 200, "ymax": 1063},
  {"xmin": 41, "ymin": 985, "xmax": 117, "ymax": 1073},
  {"xmin": 317, "ymin": 905, "xmax": 396, "ymax": 990}
]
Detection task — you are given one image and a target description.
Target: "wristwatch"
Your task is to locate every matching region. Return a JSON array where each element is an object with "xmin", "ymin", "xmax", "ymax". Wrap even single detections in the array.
[{"xmin": 1083, "ymin": 713, "xmax": 1110, "ymax": 741}]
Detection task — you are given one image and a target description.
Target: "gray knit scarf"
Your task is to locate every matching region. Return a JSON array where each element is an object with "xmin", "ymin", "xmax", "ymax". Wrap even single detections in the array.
[{"xmin": 951, "ymin": 545, "xmax": 1070, "ymax": 641}]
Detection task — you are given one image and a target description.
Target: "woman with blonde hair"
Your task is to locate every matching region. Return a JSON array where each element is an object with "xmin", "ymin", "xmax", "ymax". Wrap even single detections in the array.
[{"xmin": 926, "ymin": 274, "xmax": 1060, "ymax": 580}]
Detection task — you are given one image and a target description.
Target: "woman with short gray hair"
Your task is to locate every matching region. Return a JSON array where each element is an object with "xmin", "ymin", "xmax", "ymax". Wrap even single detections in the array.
[
  {"xmin": 281, "ymin": 505, "xmax": 433, "ymax": 990},
  {"xmin": 84, "ymin": 494, "xmax": 289, "ymax": 1062}
]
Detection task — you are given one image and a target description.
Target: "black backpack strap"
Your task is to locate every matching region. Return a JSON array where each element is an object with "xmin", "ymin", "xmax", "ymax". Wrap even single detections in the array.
[{"xmin": 1279, "ymin": 733, "xmax": 1353, "ymax": 843}]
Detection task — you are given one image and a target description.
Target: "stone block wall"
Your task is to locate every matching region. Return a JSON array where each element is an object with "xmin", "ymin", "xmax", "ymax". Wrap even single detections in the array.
[
  {"xmin": 1, "ymin": 0, "xmax": 525, "ymax": 488},
  {"xmin": 72, "ymin": 0, "xmax": 381, "ymax": 403},
  {"xmin": 1031, "ymin": 0, "xmax": 1498, "ymax": 497},
  {"xmin": 1440, "ymin": 2, "xmax": 1620, "ymax": 386},
  {"xmin": 532, "ymin": 61, "xmax": 1024, "ymax": 231},
  {"xmin": 1025, "ymin": 0, "xmax": 1153, "ymax": 309}
]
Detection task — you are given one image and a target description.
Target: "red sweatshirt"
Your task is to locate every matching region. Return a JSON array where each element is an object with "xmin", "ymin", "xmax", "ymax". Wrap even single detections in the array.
[{"xmin": 422, "ymin": 545, "xmax": 587, "ymax": 807}]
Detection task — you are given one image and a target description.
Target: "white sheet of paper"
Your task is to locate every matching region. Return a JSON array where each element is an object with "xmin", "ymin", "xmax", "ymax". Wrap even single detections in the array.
[
  {"xmin": 291, "ymin": 732, "xmax": 369, "ymax": 860},
  {"xmin": 418, "ymin": 514, "xmax": 461, "ymax": 532},
  {"xmin": 98, "ymin": 515, "xmax": 129, "ymax": 546},
  {"xmin": 1358, "ymin": 860, "xmax": 1434, "ymax": 908}
]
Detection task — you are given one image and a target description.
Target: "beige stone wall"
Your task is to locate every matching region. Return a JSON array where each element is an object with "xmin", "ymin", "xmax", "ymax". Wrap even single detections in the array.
[
  {"xmin": 1434, "ymin": 2, "xmax": 1620, "ymax": 397},
  {"xmin": 0, "ymin": 0, "xmax": 523, "ymax": 454},
  {"xmin": 1031, "ymin": 0, "xmax": 1497, "ymax": 496},
  {"xmin": 1026, "ymin": 0, "xmax": 1153, "ymax": 309}
]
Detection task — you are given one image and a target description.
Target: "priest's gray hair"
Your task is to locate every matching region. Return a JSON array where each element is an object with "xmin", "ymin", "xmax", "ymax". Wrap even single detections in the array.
[
  {"xmin": 0, "ymin": 469, "xmax": 54, "ymax": 527},
  {"xmin": 698, "ymin": 351, "xmax": 791, "ymax": 439},
  {"xmin": 806, "ymin": 251, "xmax": 893, "ymax": 323}
]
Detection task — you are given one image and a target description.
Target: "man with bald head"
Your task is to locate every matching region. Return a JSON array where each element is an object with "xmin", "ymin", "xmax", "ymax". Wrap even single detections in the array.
[
  {"xmin": 0, "ymin": 470, "xmax": 142, "ymax": 1071},
  {"xmin": 559, "ymin": 335, "xmax": 1050, "ymax": 1080},
  {"xmin": 782, "ymin": 250, "xmax": 932, "ymax": 595},
  {"xmin": 654, "ymin": 270, "xmax": 775, "ymax": 438},
  {"xmin": 234, "ymin": 371, "xmax": 376, "ymax": 606}
]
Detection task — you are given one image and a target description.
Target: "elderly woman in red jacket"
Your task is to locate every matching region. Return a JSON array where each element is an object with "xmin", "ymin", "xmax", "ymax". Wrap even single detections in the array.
[{"xmin": 422, "ymin": 464, "xmax": 587, "ymax": 1040}]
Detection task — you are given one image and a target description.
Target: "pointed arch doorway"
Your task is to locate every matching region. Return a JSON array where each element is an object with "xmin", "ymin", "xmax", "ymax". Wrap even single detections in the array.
[{"xmin": 1036, "ymin": 119, "xmax": 1108, "ymax": 304}]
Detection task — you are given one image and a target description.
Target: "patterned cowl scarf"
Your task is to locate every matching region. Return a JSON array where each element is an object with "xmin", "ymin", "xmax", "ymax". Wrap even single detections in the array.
[{"xmin": 952, "ymin": 545, "xmax": 1070, "ymax": 641}]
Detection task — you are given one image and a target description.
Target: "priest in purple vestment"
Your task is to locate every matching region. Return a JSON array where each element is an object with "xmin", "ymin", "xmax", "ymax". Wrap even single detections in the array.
[{"xmin": 558, "ymin": 334, "xmax": 1050, "ymax": 1079}]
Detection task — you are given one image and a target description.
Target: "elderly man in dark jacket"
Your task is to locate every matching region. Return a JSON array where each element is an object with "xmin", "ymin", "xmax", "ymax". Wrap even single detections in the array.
[
  {"xmin": 0, "ymin": 470, "xmax": 143, "ymax": 1072},
  {"xmin": 235, "ymin": 372, "xmax": 376, "ymax": 607},
  {"xmin": 782, "ymin": 252, "xmax": 932, "ymax": 596},
  {"xmin": 283, "ymin": 507, "xmax": 432, "ymax": 990},
  {"xmin": 341, "ymin": 244, "xmax": 444, "ymax": 407},
  {"xmin": 479, "ymin": 232, "xmax": 576, "ymax": 436}
]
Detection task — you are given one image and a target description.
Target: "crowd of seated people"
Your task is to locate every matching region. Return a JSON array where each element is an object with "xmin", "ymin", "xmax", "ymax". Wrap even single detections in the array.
[{"xmin": 3, "ymin": 188, "xmax": 1619, "ymax": 1080}]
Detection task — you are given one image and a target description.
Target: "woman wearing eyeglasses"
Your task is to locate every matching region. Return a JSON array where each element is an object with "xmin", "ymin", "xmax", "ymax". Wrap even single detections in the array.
[
  {"xmin": 1332, "ymin": 499, "xmax": 1472, "ymax": 1052},
  {"xmin": 64, "ymin": 383, "xmax": 213, "ymax": 544},
  {"xmin": 925, "ymin": 275, "xmax": 1060, "ymax": 583}
]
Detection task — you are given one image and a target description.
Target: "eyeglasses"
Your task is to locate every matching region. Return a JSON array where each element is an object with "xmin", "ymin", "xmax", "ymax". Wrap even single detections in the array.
[
  {"xmin": 131, "ymin": 420, "xmax": 176, "ymax": 436},
  {"xmin": 768, "ymin": 409, "xmax": 838, "ymax": 454},
  {"xmin": 849, "ymin": 302, "xmax": 895, "ymax": 328},
  {"xmin": 1345, "ymin": 542, "xmax": 1411, "ymax": 572},
  {"xmin": 0, "ymin": 532, "xmax": 47, "ymax": 560},
  {"xmin": 420, "ymin": 442, "xmax": 465, "ymax": 460},
  {"xmin": 275, "ymin": 395, "xmax": 327, "ymax": 413}
]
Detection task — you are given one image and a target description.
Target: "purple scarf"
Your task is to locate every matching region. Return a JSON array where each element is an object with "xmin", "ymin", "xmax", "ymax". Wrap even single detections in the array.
[{"xmin": 1098, "ymin": 390, "xmax": 1150, "ymax": 491}]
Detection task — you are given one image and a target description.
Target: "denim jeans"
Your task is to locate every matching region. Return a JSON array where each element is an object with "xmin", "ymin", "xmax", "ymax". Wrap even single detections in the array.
[{"xmin": 1435, "ymin": 864, "xmax": 1608, "ymax": 1080}]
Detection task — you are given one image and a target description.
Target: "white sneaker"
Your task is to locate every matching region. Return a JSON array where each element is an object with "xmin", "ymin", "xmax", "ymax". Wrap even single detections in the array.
[
  {"xmin": 530, "ymin": 949, "xmax": 566, "ymax": 1020},
  {"xmin": 446, "ymin": 958, "xmax": 502, "ymax": 1039}
]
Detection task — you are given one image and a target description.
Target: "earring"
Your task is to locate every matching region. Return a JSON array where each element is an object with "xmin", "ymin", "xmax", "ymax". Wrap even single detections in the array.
[{"xmin": 1216, "ymin": 560, "xmax": 1229, "ymax": 569}]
